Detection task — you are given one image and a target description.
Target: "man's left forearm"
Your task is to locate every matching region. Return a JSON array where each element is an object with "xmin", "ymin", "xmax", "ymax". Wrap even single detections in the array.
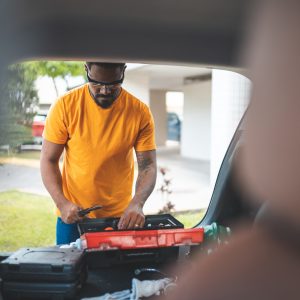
[
  {"xmin": 118, "ymin": 150, "xmax": 157, "ymax": 229},
  {"xmin": 134, "ymin": 160, "xmax": 157, "ymax": 207}
]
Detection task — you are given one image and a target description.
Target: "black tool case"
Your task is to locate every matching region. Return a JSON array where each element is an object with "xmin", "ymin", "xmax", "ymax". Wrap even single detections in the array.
[
  {"xmin": 0, "ymin": 247, "xmax": 86, "ymax": 300},
  {"xmin": 77, "ymin": 213, "xmax": 184, "ymax": 235},
  {"xmin": 2, "ymin": 280, "xmax": 81, "ymax": 300},
  {"xmin": 86, "ymin": 246, "xmax": 179, "ymax": 269}
]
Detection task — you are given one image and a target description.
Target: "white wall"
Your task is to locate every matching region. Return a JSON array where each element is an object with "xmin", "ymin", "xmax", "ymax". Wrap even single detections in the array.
[
  {"xmin": 181, "ymin": 80, "xmax": 212, "ymax": 160},
  {"xmin": 123, "ymin": 72, "xmax": 150, "ymax": 105},
  {"xmin": 149, "ymin": 90, "xmax": 167, "ymax": 146},
  {"xmin": 210, "ymin": 69, "xmax": 251, "ymax": 186}
]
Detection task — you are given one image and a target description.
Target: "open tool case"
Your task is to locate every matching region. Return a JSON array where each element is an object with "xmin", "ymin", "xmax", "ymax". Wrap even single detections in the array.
[
  {"xmin": 78, "ymin": 214, "xmax": 204, "ymax": 268},
  {"xmin": 77, "ymin": 214, "xmax": 184, "ymax": 234}
]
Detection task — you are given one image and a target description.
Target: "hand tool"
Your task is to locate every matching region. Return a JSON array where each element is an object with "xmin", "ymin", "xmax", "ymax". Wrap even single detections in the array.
[{"xmin": 78, "ymin": 205, "xmax": 103, "ymax": 217}]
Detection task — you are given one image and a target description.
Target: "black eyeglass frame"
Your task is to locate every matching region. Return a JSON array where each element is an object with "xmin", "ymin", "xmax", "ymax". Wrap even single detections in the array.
[{"xmin": 86, "ymin": 70, "xmax": 125, "ymax": 87}]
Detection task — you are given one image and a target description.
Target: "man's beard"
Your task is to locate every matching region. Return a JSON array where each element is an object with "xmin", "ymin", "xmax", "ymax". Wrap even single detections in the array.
[
  {"xmin": 94, "ymin": 94, "xmax": 115, "ymax": 109},
  {"xmin": 88, "ymin": 86, "xmax": 121, "ymax": 109}
]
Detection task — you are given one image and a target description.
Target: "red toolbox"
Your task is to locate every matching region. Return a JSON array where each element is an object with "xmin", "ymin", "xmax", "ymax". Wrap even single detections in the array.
[
  {"xmin": 79, "ymin": 215, "xmax": 204, "ymax": 269},
  {"xmin": 81, "ymin": 228, "xmax": 204, "ymax": 251}
]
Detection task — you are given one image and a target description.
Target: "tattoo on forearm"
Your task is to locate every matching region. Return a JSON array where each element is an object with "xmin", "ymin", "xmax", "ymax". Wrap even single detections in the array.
[
  {"xmin": 135, "ymin": 152, "xmax": 157, "ymax": 204},
  {"xmin": 136, "ymin": 152, "xmax": 152, "ymax": 172}
]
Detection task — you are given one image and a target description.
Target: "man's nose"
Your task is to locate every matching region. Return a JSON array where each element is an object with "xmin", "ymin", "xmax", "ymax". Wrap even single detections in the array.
[{"xmin": 99, "ymin": 86, "xmax": 111, "ymax": 95}]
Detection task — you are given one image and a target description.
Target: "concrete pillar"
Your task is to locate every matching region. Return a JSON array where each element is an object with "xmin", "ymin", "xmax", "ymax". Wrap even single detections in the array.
[
  {"xmin": 210, "ymin": 69, "xmax": 251, "ymax": 186},
  {"xmin": 123, "ymin": 72, "xmax": 150, "ymax": 105},
  {"xmin": 181, "ymin": 80, "xmax": 212, "ymax": 160},
  {"xmin": 149, "ymin": 90, "xmax": 167, "ymax": 146}
]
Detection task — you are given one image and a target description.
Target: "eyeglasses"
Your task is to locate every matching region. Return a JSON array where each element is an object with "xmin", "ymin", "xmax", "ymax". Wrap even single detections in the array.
[{"xmin": 86, "ymin": 71, "xmax": 124, "ymax": 91}]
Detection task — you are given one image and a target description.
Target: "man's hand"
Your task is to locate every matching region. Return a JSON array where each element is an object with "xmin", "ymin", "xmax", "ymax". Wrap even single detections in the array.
[
  {"xmin": 58, "ymin": 200, "xmax": 83, "ymax": 224},
  {"xmin": 41, "ymin": 140, "xmax": 83, "ymax": 224},
  {"xmin": 118, "ymin": 199, "xmax": 145, "ymax": 229}
]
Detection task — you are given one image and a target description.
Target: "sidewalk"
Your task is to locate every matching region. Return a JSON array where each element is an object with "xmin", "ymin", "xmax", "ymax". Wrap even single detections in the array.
[
  {"xmin": 144, "ymin": 143, "xmax": 211, "ymax": 214},
  {"xmin": 0, "ymin": 144, "xmax": 212, "ymax": 213}
]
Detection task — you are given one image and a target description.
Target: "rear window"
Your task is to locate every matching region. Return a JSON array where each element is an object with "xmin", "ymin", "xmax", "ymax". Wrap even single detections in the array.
[{"xmin": 0, "ymin": 61, "xmax": 251, "ymax": 251}]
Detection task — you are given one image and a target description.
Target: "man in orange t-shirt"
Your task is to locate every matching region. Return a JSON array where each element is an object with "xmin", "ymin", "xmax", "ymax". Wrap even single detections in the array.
[{"xmin": 40, "ymin": 62, "xmax": 157, "ymax": 244}]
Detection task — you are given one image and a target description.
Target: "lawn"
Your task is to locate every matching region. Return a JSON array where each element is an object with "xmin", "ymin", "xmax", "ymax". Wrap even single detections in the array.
[
  {"xmin": 174, "ymin": 210, "xmax": 206, "ymax": 228},
  {"xmin": 0, "ymin": 190, "xmax": 206, "ymax": 252},
  {"xmin": 0, "ymin": 190, "xmax": 56, "ymax": 252}
]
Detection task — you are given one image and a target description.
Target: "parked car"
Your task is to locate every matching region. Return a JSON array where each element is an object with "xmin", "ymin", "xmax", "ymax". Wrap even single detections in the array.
[
  {"xmin": 167, "ymin": 112, "xmax": 181, "ymax": 142},
  {"xmin": 32, "ymin": 114, "xmax": 46, "ymax": 145}
]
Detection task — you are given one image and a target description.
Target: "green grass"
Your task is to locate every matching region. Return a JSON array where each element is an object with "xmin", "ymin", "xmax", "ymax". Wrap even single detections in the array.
[
  {"xmin": 0, "ymin": 190, "xmax": 206, "ymax": 252},
  {"xmin": 0, "ymin": 190, "xmax": 56, "ymax": 252},
  {"xmin": 173, "ymin": 209, "xmax": 206, "ymax": 228}
]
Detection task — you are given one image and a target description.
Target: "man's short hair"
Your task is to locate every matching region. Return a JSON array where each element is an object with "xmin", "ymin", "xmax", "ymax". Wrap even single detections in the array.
[{"xmin": 86, "ymin": 62, "xmax": 126, "ymax": 70}]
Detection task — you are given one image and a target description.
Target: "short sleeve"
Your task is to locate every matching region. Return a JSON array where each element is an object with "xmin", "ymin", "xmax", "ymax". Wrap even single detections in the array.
[
  {"xmin": 43, "ymin": 98, "xmax": 68, "ymax": 144},
  {"xmin": 134, "ymin": 106, "xmax": 156, "ymax": 151}
]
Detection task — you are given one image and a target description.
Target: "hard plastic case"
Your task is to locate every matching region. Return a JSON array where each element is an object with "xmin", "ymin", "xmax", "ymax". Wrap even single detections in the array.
[
  {"xmin": 0, "ymin": 247, "xmax": 86, "ymax": 283},
  {"xmin": 2, "ymin": 280, "xmax": 81, "ymax": 300},
  {"xmin": 81, "ymin": 228, "xmax": 204, "ymax": 250},
  {"xmin": 85, "ymin": 246, "xmax": 179, "ymax": 269},
  {"xmin": 78, "ymin": 215, "xmax": 203, "ymax": 269}
]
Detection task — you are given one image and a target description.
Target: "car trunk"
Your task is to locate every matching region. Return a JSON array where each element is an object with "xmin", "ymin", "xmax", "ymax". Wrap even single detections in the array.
[{"xmin": 0, "ymin": 215, "xmax": 204, "ymax": 299}]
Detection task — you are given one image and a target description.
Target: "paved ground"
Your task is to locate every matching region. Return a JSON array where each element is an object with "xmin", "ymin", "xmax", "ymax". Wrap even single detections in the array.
[
  {"xmin": 0, "ymin": 163, "xmax": 47, "ymax": 196},
  {"xmin": 0, "ymin": 145, "xmax": 211, "ymax": 214},
  {"xmin": 145, "ymin": 144, "xmax": 211, "ymax": 213}
]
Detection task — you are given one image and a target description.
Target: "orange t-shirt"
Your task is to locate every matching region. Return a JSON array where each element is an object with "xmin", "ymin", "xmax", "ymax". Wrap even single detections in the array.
[{"xmin": 43, "ymin": 84, "xmax": 156, "ymax": 218}]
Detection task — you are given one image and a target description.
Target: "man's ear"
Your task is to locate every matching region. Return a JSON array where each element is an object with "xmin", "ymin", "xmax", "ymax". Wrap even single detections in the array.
[{"xmin": 84, "ymin": 64, "xmax": 88, "ymax": 72}]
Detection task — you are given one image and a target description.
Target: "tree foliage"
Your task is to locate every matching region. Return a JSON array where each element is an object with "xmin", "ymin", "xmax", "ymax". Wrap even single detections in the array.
[
  {"xmin": 0, "ymin": 63, "xmax": 39, "ymax": 147},
  {"xmin": 7, "ymin": 63, "xmax": 39, "ymax": 124},
  {"xmin": 30, "ymin": 61, "xmax": 85, "ymax": 96},
  {"xmin": 0, "ymin": 61, "xmax": 85, "ymax": 147}
]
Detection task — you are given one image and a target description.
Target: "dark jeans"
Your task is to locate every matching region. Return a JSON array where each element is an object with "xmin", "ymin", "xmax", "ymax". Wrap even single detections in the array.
[{"xmin": 56, "ymin": 217, "xmax": 80, "ymax": 245}]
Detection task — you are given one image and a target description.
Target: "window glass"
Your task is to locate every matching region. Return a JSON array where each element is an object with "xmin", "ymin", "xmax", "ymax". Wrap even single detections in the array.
[{"xmin": 0, "ymin": 62, "xmax": 251, "ymax": 251}]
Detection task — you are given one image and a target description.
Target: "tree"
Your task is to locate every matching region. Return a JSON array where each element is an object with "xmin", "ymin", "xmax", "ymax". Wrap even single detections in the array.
[
  {"xmin": 30, "ymin": 61, "xmax": 85, "ymax": 97},
  {"xmin": 7, "ymin": 63, "xmax": 39, "ymax": 124},
  {"xmin": 0, "ymin": 63, "xmax": 39, "ymax": 147},
  {"xmin": 0, "ymin": 61, "xmax": 85, "ymax": 147}
]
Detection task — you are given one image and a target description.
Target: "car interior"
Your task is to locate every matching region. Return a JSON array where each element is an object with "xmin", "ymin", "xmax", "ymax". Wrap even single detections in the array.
[{"xmin": 2, "ymin": 0, "xmax": 298, "ymax": 299}]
